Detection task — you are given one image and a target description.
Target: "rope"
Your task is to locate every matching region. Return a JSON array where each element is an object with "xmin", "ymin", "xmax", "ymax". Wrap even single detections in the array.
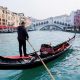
[{"xmin": 27, "ymin": 40, "xmax": 55, "ymax": 80}]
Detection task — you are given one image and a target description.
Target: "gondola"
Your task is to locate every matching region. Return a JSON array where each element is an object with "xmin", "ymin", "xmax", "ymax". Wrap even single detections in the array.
[{"xmin": 0, "ymin": 35, "xmax": 75, "ymax": 70}]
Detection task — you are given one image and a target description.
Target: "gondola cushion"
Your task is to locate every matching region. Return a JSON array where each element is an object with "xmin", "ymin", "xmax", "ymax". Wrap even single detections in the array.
[{"xmin": 40, "ymin": 44, "xmax": 54, "ymax": 54}]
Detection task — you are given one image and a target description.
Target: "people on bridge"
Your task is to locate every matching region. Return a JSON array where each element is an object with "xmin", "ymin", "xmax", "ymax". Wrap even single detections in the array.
[{"xmin": 17, "ymin": 21, "xmax": 29, "ymax": 57}]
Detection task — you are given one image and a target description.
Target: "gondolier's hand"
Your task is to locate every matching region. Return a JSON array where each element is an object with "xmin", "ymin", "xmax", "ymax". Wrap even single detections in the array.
[{"xmin": 26, "ymin": 38, "xmax": 29, "ymax": 41}]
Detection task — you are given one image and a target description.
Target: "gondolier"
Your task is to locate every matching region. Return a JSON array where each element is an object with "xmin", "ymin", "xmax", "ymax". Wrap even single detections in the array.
[{"xmin": 17, "ymin": 21, "xmax": 29, "ymax": 57}]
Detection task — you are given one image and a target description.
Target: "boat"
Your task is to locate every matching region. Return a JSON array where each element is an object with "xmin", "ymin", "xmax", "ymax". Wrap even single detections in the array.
[{"xmin": 0, "ymin": 35, "xmax": 75, "ymax": 70}]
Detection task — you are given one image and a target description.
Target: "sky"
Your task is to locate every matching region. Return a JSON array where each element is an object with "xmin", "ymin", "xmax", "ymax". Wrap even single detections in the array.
[{"xmin": 0, "ymin": 0, "xmax": 80, "ymax": 19}]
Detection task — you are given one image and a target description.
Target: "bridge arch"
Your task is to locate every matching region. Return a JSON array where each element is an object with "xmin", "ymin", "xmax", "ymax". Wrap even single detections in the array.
[{"xmin": 39, "ymin": 24, "xmax": 63, "ymax": 31}]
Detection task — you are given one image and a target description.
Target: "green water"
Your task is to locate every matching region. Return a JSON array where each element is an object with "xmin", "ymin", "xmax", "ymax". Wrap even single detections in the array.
[{"xmin": 0, "ymin": 31, "xmax": 80, "ymax": 80}]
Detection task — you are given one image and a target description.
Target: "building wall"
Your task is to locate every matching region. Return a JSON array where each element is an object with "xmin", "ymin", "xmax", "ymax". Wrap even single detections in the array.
[
  {"xmin": 12, "ymin": 13, "xmax": 20, "ymax": 27},
  {"xmin": 0, "ymin": 6, "xmax": 31, "ymax": 28},
  {"xmin": 74, "ymin": 10, "xmax": 80, "ymax": 31},
  {"xmin": 7, "ymin": 10, "xmax": 13, "ymax": 26},
  {"xmin": 25, "ymin": 17, "xmax": 31, "ymax": 27},
  {"xmin": 0, "ymin": 6, "xmax": 7, "ymax": 26},
  {"xmin": 69, "ymin": 11, "xmax": 75, "ymax": 26},
  {"xmin": 0, "ymin": 7, "xmax": 3, "ymax": 25}
]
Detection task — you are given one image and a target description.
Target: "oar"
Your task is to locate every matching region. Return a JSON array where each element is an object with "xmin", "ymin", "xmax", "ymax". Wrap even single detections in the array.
[{"xmin": 27, "ymin": 40, "xmax": 55, "ymax": 80}]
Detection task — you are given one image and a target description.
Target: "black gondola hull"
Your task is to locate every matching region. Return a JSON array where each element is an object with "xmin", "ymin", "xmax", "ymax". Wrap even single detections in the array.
[{"xmin": 0, "ymin": 35, "xmax": 75, "ymax": 69}]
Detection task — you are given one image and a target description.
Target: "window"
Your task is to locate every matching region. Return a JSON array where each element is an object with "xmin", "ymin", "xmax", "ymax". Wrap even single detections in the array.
[
  {"xmin": 36, "ymin": 23, "xmax": 38, "ymax": 26},
  {"xmin": 33, "ymin": 24, "xmax": 35, "ymax": 27},
  {"xmin": 68, "ymin": 24, "xmax": 70, "ymax": 26},
  {"xmin": 40, "ymin": 22, "xmax": 43, "ymax": 25},
  {"xmin": 39, "ymin": 23, "xmax": 41, "ymax": 25},
  {"xmin": 2, "ymin": 10, "xmax": 4, "ymax": 13},
  {"xmin": 8, "ymin": 22, "xmax": 10, "ymax": 26},
  {"xmin": 2, "ymin": 19, "xmax": 5, "ymax": 22},
  {"xmin": 2, "ymin": 14, "xmax": 5, "ymax": 18},
  {"xmin": 3, "ymin": 23, "xmax": 5, "ymax": 25},
  {"xmin": 65, "ymin": 23, "xmax": 67, "ymax": 26},
  {"xmin": 6, "ymin": 11, "xmax": 7, "ymax": 14},
  {"xmin": 39, "ymin": 23, "xmax": 40, "ymax": 25},
  {"xmin": 46, "ymin": 21, "xmax": 48, "ymax": 24},
  {"xmin": 62, "ymin": 23, "xmax": 64, "ymax": 25},
  {"xmin": 44, "ymin": 22, "xmax": 46, "ymax": 24},
  {"xmin": 60, "ymin": 22, "xmax": 62, "ymax": 25},
  {"xmin": 54, "ymin": 21, "xmax": 56, "ymax": 23},
  {"xmin": 57, "ymin": 21, "xmax": 59, "ymax": 24},
  {"xmin": 8, "ymin": 17, "xmax": 10, "ymax": 20}
]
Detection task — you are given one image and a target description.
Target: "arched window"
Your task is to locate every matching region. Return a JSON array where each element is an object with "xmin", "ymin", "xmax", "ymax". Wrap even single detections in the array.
[
  {"xmin": 39, "ymin": 23, "xmax": 40, "ymax": 25},
  {"xmin": 41, "ymin": 22, "xmax": 43, "ymax": 25},
  {"xmin": 60, "ymin": 22, "xmax": 62, "ymax": 25},
  {"xmin": 57, "ymin": 21, "xmax": 59, "ymax": 24},
  {"xmin": 46, "ymin": 21, "xmax": 49, "ymax": 24},
  {"xmin": 33, "ymin": 24, "xmax": 35, "ymax": 27},
  {"xmin": 54, "ymin": 21, "xmax": 56, "ymax": 23},
  {"xmin": 68, "ymin": 24, "xmax": 70, "ymax": 26},
  {"xmin": 62, "ymin": 22, "xmax": 64, "ymax": 25},
  {"xmin": 44, "ymin": 22, "xmax": 46, "ymax": 24},
  {"xmin": 36, "ymin": 23, "xmax": 38, "ymax": 26},
  {"xmin": 65, "ymin": 23, "xmax": 67, "ymax": 26}
]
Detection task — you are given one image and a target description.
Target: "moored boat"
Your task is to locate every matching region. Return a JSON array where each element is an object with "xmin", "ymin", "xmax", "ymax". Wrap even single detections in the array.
[{"xmin": 0, "ymin": 35, "xmax": 75, "ymax": 69}]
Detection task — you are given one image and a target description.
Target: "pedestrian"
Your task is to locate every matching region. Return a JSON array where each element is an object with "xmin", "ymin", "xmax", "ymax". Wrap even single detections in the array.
[{"xmin": 17, "ymin": 21, "xmax": 29, "ymax": 57}]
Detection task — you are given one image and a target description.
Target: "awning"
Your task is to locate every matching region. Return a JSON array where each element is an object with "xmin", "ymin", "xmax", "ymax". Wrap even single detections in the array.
[
  {"xmin": 0, "ymin": 26, "xmax": 17, "ymax": 29},
  {"xmin": 0, "ymin": 26, "xmax": 6, "ymax": 29}
]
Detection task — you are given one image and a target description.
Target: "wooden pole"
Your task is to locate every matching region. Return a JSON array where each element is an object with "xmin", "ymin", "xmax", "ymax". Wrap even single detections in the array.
[{"xmin": 27, "ymin": 40, "xmax": 55, "ymax": 80}]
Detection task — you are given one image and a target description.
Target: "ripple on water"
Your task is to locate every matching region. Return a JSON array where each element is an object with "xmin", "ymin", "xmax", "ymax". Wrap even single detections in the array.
[{"xmin": 0, "ymin": 70, "xmax": 22, "ymax": 78}]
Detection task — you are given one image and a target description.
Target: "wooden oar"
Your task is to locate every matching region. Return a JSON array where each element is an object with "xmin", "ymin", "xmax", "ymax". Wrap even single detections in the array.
[{"xmin": 27, "ymin": 40, "xmax": 55, "ymax": 80}]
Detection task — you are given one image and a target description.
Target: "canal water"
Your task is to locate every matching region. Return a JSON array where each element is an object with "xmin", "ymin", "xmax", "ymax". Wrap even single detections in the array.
[{"xmin": 0, "ymin": 31, "xmax": 80, "ymax": 80}]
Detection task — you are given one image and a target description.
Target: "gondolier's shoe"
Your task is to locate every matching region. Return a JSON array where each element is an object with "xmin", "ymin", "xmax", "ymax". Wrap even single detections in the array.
[{"xmin": 24, "ymin": 54, "xmax": 29, "ymax": 57}]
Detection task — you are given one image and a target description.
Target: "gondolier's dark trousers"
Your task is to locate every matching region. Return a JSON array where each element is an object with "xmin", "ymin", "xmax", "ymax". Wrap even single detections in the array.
[{"xmin": 18, "ymin": 40, "xmax": 27, "ymax": 57}]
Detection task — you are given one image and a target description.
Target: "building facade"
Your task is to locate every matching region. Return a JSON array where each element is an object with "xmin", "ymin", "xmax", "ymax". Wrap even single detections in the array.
[
  {"xmin": 74, "ymin": 10, "xmax": 80, "ymax": 31},
  {"xmin": 0, "ymin": 6, "xmax": 31, "ymax": 29},
  {"xmin": 0, "ymin": 6, "xmax": 7, "ymax": 26}
]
